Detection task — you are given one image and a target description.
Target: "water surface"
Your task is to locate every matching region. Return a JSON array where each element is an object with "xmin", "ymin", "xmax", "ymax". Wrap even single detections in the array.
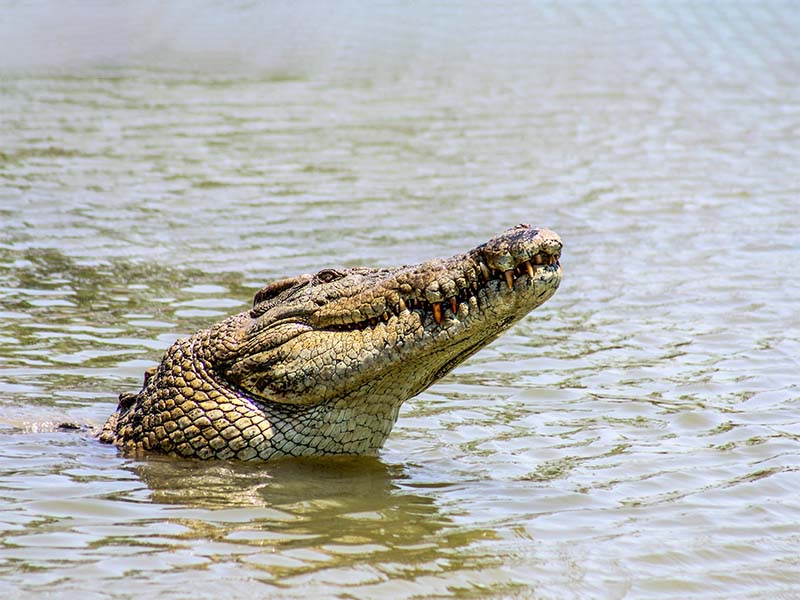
[{"xmin": 1, "ymin": 2, "xmax": 799, "ymax": 598}]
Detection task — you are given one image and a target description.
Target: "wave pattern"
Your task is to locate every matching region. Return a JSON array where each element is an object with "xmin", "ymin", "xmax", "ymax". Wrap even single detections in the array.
[{"xmin": 1, "ymin": 2, "xmax": 799, "ymax": 598}]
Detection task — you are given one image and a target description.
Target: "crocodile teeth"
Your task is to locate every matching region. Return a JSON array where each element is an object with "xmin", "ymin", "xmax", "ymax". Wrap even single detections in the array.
[
  {"xmin": 450, "ymin": 297, "xmax": 458, "ymax": 314},
  {"xmin": 479, "ymin": 261, "xmax": 490, "ymax": 281},
  {"xmin": 399, "ymin": 298, "xmax": 407, "ymax": 312},
  {"xmin": 524, "ymin": 261, "xmax": 534, "ymax": 278},
  {"xmin": 433, "ymin": 303, "xmax": 442, "ymax": 324},
  {"xmin": 504, "ymin": 270, "xmax": 515, "ymax": 290}
]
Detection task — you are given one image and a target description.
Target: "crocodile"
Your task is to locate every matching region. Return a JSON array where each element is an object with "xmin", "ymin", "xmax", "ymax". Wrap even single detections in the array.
[{"xmin": 99, "ymin": 224, "xmax": 563, "ymax": 460}]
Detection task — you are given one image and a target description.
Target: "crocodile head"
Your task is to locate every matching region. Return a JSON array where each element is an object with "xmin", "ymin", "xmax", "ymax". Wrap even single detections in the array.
[
  {"xmin": 102, "ymin": 224, "xmax": 562, "ymax": 459},
  {"xmin": 222, "ymin": 224, "xmax": 562, "ymax": 411}
]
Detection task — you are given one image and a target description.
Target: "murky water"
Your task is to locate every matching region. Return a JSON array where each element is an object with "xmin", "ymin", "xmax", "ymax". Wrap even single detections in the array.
[{"xmin": 2, "ymin": 2, "xmax": 799, "ymax": 598}]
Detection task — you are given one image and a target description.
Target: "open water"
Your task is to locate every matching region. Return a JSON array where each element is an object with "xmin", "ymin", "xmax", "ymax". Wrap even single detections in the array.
[{"xmin": 1, "ymin": 2, "xmax": 799, "ymax": 598}]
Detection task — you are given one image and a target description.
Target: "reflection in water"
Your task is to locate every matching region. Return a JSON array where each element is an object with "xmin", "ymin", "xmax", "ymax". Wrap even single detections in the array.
[
  {"xmin": 119, "ymin": 456, "xmax": 505, "ymax": 595},
  {"xmin": 0, "ymin": 430, "xmax": 513, "ymax": 597},
  {"xmin": 137, "ymin": 455, "xmax": 437, "ymax": 524},
  {"xmin": 137, "ymin": 454, "xmax": 416, "ymax": 511}
]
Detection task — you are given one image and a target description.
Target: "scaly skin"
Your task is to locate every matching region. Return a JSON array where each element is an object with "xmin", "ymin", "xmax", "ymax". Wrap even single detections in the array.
[{"xmin": 99, "ymin": 225, "xmax": 563, "ymax": 460}]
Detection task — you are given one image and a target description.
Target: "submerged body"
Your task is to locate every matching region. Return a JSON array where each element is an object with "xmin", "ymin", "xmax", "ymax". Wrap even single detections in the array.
[{"xmin": 100, "ymin": 225, "xmax": 562, "ymax": 460}]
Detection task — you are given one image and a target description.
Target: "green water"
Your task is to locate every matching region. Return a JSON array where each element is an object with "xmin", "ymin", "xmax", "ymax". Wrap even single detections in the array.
[{"xmin": 1, "ymin": 2, "xmax": 799, "ymax": 598}]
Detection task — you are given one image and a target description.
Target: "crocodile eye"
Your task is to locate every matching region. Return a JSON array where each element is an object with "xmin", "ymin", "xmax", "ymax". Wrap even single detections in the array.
[{"xmin": 315, "ymin": 268, "xmax": 345, "ymax": 283}]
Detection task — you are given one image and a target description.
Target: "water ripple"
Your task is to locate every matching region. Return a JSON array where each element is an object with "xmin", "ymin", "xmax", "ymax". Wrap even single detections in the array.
[{"xmin": 2, "ymin": 1, "xmax": 799, "ymax": 598}]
